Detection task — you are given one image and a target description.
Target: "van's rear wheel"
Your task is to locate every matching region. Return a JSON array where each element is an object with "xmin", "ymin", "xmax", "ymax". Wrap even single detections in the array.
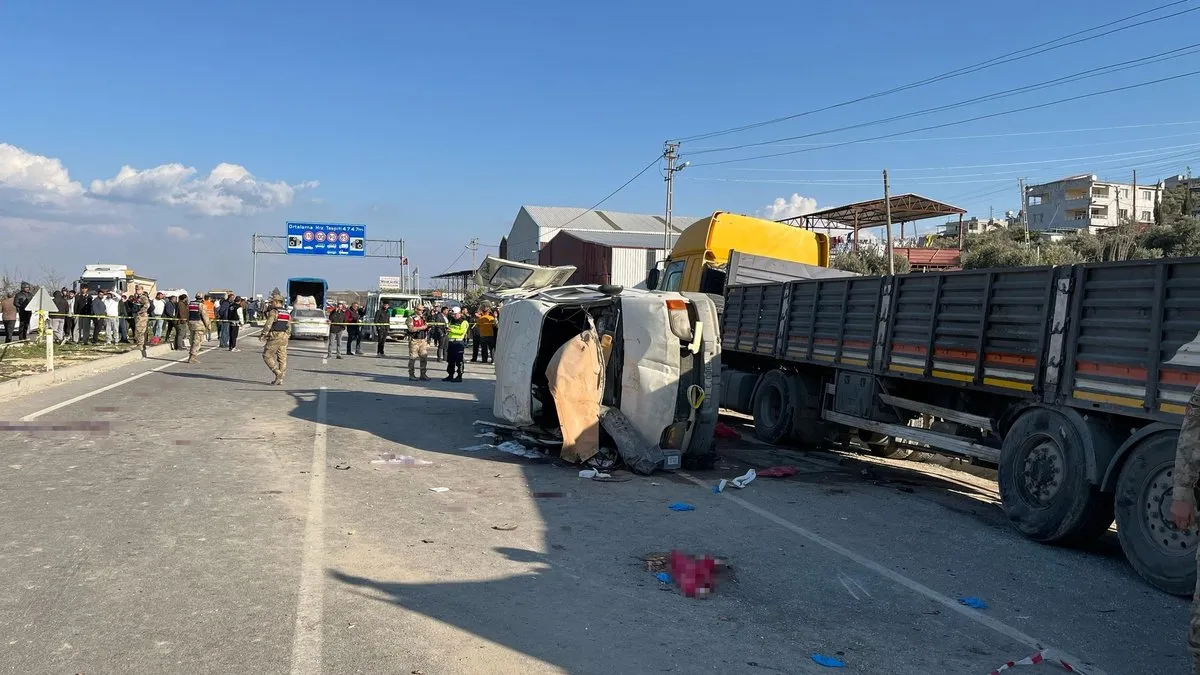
[
  {"xmin": 1114, "ymin": 432, "xmax": 1197, "ymax": 596},
  {"xmin": 998, "ymin": 407, "xmax": 1112, "ymax": 544}
]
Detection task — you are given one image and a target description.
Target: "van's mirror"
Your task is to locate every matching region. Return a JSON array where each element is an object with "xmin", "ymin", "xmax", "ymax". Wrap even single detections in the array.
[{"xmin": 646, "ymin": 267, "xmax": 660, "ymax": 290}]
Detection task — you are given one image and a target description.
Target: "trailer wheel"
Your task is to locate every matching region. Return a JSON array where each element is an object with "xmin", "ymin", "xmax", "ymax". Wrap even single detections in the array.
[
  {"xmin": 1114, "ymin": 432, "xmax": 1197, "ymax": 596},
  {"xmin": 785, "ymin": 373, "xmax": 828, "ymax": 448},
  {"xmin": 752, "ymin": 370, "xmax": 794, "ymax": 445},
  {"xmin": 998, "ymin": 407, "xmax": 1112, "ymax": 544}
]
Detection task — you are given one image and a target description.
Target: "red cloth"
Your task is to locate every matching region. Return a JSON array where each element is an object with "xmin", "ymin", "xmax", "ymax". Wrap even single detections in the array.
[{"xmin": 758, "ymin": 466, "xmax": 800, "ymax": 478}]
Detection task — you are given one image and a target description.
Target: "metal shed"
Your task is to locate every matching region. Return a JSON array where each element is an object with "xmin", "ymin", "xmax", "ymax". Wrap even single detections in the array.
[{"xmin": 538, "ymin": 230, "xmax": 679, "ymax": 289}]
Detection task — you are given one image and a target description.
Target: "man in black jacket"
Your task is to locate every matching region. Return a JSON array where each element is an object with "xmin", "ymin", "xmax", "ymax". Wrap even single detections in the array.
[
  {"xmin": 373, "ymin": 300, "xmax": 390, "ymax": 357},
  {"xmin": 14, "ymin": 282, "xmax": 32, "ymax": 341},
  {"xmin": 73, "ymin": 285, "xmax": 93, "ymax": 344}
]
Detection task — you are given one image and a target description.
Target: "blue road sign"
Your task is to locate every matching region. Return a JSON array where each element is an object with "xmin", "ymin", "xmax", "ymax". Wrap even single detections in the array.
[{"xmin": 286, "ymin": 222, "xmax": 366, "ymax": 256}]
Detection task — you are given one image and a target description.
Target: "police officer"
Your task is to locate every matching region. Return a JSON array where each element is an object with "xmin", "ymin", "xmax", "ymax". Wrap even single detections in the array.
[
  {"xmin": 183, "ymin": 293, "xmax": 211, "ymax": 363},
  {"xmin": 131, "ymin": 287, "xmax": 151, "ymax": 358},
  {"xmin": 443, "ymin": 306, "xmax": 470, "ymax": 383},
  {"xmin": 1171, "ymin": 383, "xmax": 1200, "ymax": 671},
  {"xmin": 260, "ymin": 295, "xmax": 291, "ymax": 385},
  {"xmin": 407, "ymin": 309, "xmax": 431, "ymax": 381}
]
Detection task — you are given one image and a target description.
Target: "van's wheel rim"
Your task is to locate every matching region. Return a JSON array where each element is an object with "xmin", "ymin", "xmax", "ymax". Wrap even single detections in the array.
[
  {"xmin": 1140, "ymin": 465, "xmax": 1199, "ymax": 557},
  {"xmin": 1020, "ymin": 435, "xmax": 1065, "ymax": 506}
]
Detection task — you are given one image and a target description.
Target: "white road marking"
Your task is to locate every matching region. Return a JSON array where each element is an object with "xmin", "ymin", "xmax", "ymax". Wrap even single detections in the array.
[
  {"xmin": 18, "ymin": 330, "xmax": 266, "ymax": 421},
  {"xmin": 678, "ymin": 472, "xmax": 1105, "ymax": 675},
  {"xmin": 290, "ymin": 386, "xmax": 328, "ymax": 675}
]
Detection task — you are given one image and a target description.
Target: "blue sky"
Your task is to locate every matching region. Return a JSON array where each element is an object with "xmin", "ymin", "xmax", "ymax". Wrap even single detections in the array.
[{"xmin": 2, "ymin": 0, "xmax": 1199, "ymax": 291}]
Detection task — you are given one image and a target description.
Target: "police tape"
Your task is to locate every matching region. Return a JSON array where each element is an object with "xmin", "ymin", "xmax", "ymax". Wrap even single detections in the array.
[{"xmin": 37, "ymin": 312, "xmax": 486, "ymax": 330}]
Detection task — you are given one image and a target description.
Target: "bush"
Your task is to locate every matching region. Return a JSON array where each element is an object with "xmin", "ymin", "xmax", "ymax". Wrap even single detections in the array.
[{"xmin": 832, "ymin": 249, "xmax": 911, "ymax": 275}]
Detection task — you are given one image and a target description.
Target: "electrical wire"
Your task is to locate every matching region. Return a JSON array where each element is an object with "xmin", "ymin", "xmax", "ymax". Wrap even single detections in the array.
[
  {"xmin": 535, "ymin": 152, "xmax": 665, "ymax": 240},
  {"xmin": 438, "ymin": 247, "xmax": 469, "ymax": 275},
  {"xmin": 688, "ymin": 43, "xmax": 1200, "ymax": 157},
  {"xmin": 694, "ymin": 119, "xmax": 1200, "ymax": 151},
  {"xmin": 689, "ymin": 69, "xmax": 1200, "ymax": 168},
  {"xmin": 673, "ymin": 1, "xmax": 1195, "ymax": 143}
]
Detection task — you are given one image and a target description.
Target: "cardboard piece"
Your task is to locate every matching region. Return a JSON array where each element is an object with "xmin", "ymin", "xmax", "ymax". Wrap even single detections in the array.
[{"xmin": 545, "ymin": 328, "xmax": 604, "ymax": 464}]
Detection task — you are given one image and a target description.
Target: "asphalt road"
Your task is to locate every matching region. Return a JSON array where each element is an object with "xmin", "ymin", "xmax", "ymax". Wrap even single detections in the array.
[{"xmin": 0, "ymin": 337, "xmax": 1192, "ymax": 674}]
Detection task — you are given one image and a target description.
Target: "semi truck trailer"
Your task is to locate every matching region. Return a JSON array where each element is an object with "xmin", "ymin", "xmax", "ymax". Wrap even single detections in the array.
[{"xmin": 717, "ymin": 256, "xmax": 1200, "ymax": 595}]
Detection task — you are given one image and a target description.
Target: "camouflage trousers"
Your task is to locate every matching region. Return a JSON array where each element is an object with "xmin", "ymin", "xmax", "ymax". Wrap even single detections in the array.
[
  {"xmin": 408, "ymin": 338, "xmax": 428, "ymax": 378},
  {"xmin": 188, "ymin": 321, "xmax": 206, "ymax": 359},
  {"xmin": 134, "ymin": 316, "xmax": 149, "ymax": 351},
  {"xmin": 263, "ymin": 333, "xmax": 289, "ymax": 379},
  {"xmin": 1192, "ymin": 550, "xmax": 1200, "ymax": 674}
]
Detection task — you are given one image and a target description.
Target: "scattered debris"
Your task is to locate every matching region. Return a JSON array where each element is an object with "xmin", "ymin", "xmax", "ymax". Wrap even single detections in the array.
[
  {"xmin": 459, "ymin": 444, "xmax": 493, "ymax": 452},
  {"xmin": 668, "ymin": 502, "xmax": 696, "ymax": 512},
  {"xmin": 668, "ymin": 550, "xmax": 716, "ymax": 598},
  {"xmin": 643, "ymin": 552, "xmax": 670, "ymax": 572},
  {"xmin": 474, "ymin": 431, "xmax": 499, "ymax": 440},
  {"xmin": 578, "ymin": 469, "xmax": 612, "ymax": 479},
  {"xmin": 757, "ymin": 466, "xmax": 799, "ymax": 478},
  {"xmin": 420, "ymin": 539, "xmax": 434, "ymax": 544},
  {"xmin": 601, "ymin": 406, "xmax": 671, "ymax": 475},
  {"xmin": 474, "ymin": 419, "xmax": 520, "ymax": 431},
  {"xmin": 496, "ymin": 441, "xmax": 543, "ymax": 459},
  {"xmin": 533, "ymin": 491, "xmax": 565, "ymax": 499},
  {"xmin": 714, "ymin": 422, "xmax": 740, "ymax": 439},
  {"xmin": 346, "ymin": 530, "xmax": 355, "ymax": 536},
  {"xmin": 715, "ymin": 469, "xmax": 756, "ymax": 493},
  {"xmin": 370, "ymin": 453, "xmax": 432, "ymax": 466},
  {"xmin": 811, "ymin": 654, "xmax": 846, "ymax": 668},
  {"xmin": 655, "ymin": 572, "xmax": 672, "ymax": 584},
  {"xmin": 987, "ymin": 649, "xmax": 1091, "ymax": 674},
  {"xmin": 333, "ymin": 462, "xmax": 351, "ymax": 470},
  {"xmin": 491, "ymin": 524, "xmax": 518, "ymax": 531},
  {"xmin": 958, "ymin": 596, "xmax": 988, "ymax": 610},
  {"xmin": 650, "ymin": 482, "xmax": 661, "ymax": 486},
  {"xmin": 428, "ymin": 487, "xmax": 450, "ymax": 493}
]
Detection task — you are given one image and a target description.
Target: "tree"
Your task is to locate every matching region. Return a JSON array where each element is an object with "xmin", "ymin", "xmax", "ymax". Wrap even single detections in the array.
[
  {"xmin": 39, "ymin": 265, "xmax": 66, "ymax": 292},
  {"xmin": 269, "ymin": 286, "xmax": 283, "ymax": 299},
  {"xmin": 831, "ymin": 248, "xmax": 911, "ymax": 275}
]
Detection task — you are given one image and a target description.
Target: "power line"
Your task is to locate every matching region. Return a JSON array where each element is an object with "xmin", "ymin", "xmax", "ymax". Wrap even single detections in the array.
[
  {"xmin": 536, "ymin": 152, "xmax": 664, "ymax": 240},
  {"xmin": 690, "ymin": 69, "xmax": 1200, "ymax": 168},
  {"xmin": 688, "ymin": 42, "xmax": 1200, "ymax": 157},
  {"xmin": 438, "ymin": 246, "xmax": 469, "ymax": 275},
  {"xmin": 691, "ymin": 119, "xmax": 1200, "ymax": 151},
  {"xmin": 674, "ymin": 1, "xmax": 1195, "ymax": 143}
]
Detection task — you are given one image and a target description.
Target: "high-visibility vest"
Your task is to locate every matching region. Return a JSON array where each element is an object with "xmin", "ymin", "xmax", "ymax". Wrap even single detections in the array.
[
  {"xmin": 447, "ymin": 319, "xmax": 469, "ymax": 341},
  {"xmin": 187, "ymin": 301, "xmax": 202, "ymax": 321},
  {"xmin": 271, "ymin": 310, "xmax": 291, "ymax": 333}
]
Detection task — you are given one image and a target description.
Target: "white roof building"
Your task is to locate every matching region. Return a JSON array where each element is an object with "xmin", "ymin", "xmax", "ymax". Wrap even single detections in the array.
[{"xmin": 501, "ymin": 205, "xmax": 704, "ymax": 264}]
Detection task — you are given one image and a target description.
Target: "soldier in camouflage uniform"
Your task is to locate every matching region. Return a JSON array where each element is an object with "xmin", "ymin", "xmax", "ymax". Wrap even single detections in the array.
[
  {"xmin": 260, "ymin": 295, "xmax": 291, "ymax": 386},
  {"xmin": 131, "ymin": 288, "xmax": 151, "ymax": 358},
  {"xmin": 183, "ymin": 294, "xmax": 211, "ymax": 363},
  {"xmin": 1172, "ymin": 382, "xmax": 1200, "ymax": 674}
]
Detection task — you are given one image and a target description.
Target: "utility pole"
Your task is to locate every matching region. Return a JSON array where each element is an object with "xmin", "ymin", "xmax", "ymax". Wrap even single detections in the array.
[
  {"xmin": 663, "ymin": 142, "xmax": 688, "ymax": 252},
  {"xmin": 399, "ymin": 239, "xmax": 406, "ymax": 292},
  {"xmin": 1019, "ymin": 178, "xmax": 1029, "ymax": 244},
  {"xmin": 883, "ymin": 170, "xmax": 895, "ymax": 275},
  {"xmin": 467, "ymin": 238, "xmax": 480, "ymax": 268},
  {"xmin": 1132, "ymin": 169, "xmax": 1138, "ymax": 227}
]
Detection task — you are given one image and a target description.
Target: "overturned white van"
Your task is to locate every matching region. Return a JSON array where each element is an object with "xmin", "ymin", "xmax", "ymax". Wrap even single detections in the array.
[{"xmin": 478, "ymin": 256, "xmax": 722, "ymax": 469}]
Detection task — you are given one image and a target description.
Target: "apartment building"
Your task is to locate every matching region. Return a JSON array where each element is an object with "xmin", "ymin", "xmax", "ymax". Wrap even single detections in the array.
[
  {"xmin": 940, "ymin": 215, "xmax": 1015, "ymax": 237},
  {"xmin": 1025, "ymin": 174, "xmax": 1160, "ymax": 233},
  {"xmin": 1163, "ymin": 175, "xmax": 1200, "ymax": 217}
]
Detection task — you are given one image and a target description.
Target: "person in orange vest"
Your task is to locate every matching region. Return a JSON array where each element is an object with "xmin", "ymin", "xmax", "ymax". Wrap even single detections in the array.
[
  {"xmin": 407, "ymin": 309, "xmax": 430, "ymax": 381},
  {"xmin": 203, "ymin": 295, "xmax": 217, "ymax": 342}
]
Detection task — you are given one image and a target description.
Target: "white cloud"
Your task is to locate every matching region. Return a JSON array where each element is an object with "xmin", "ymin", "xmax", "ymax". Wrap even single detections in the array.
[
  {"xmin": 166, "ymin": 225, "xmax": 202, "ymax": 240},
  {"xmin": 89, "ymin": 161, "xmax": 318, "ymax": 216},
  {"xmin": 0, "ymin": 143, "xmax": 86, "ymax": 205},
  {"xmin": 761, "ymin": 193, "xmax": 819, "ymax": 221}
]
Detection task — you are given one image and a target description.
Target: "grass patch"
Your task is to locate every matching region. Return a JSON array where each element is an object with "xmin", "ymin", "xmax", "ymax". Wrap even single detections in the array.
[{"xmin": 0, "ymin": 340, "xmax": 138, "ymax": 380}]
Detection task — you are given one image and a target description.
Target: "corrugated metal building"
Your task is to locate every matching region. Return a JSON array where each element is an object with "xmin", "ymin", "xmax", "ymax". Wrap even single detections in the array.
[
  {"xmin": 504, "ymin": 205, "xmax": 702, "ymax": 264},
  {"xmin": 538, "ymin": 230, "xmax": 680, "ymax": 289}
]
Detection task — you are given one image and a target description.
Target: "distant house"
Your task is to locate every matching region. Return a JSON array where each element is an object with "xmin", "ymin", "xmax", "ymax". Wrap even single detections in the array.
[{"xmin": 1026, "ymin": 174, "xmax": 1161, "ymax": 233}]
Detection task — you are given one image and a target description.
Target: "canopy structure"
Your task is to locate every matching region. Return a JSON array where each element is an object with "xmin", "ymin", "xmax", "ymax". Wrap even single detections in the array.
[
  {"xmin": 778, "ymin": 193, "xmax": 967, "ymax": 251},
  {"xmin": 429, "ymin": 269, "xmax": 478, "ymax": 302}
]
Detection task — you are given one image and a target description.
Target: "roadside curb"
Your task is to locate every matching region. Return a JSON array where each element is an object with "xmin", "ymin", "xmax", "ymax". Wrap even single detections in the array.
[{"xmin": 0, "ymin": 342, "xmax": 181, "ymax": 402}]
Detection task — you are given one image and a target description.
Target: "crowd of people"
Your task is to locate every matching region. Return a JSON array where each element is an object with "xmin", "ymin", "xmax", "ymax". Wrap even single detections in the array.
[{"xmin": 322, "ymin": 300, "xmax": 499, "ymax": 382}]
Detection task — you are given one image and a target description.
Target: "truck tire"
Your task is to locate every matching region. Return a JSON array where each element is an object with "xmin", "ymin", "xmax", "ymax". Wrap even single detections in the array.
[
  {"xmin": 752, "ymin": 370, "xmax": 794, "ymax": 445},
  {"xmin": 785, "ymin": 373, "xmax": 828, "ymax": 448},
  {"xmin": 998, "ymin": 407, "xmax": 1113, "ymax": 545},
  {"xmin": 1114, "ymin": 432, "xmax": 1197, "ymax": 596}
]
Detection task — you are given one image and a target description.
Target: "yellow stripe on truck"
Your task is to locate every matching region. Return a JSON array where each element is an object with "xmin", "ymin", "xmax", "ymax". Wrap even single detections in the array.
[{"xmin": 1074, "ymin": 389, "xmax": 1144, "ymax": 408}]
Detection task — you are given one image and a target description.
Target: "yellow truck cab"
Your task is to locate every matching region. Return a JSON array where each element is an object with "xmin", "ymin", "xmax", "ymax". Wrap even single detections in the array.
[{"xmin": 649, "ymin": 211, "xmax": 830, "ymax": 294}]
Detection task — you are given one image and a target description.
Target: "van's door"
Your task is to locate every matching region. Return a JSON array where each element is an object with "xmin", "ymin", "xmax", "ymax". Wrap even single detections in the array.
[{"xmin": 475, "ymin": 256, "xmax": 577, "ymax": 299}]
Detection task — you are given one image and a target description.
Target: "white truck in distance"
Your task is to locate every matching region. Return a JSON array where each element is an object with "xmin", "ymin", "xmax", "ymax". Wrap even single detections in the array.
[{"xmin": 76, "ymin": 264, "xmax": 156, "ymax": 296}]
